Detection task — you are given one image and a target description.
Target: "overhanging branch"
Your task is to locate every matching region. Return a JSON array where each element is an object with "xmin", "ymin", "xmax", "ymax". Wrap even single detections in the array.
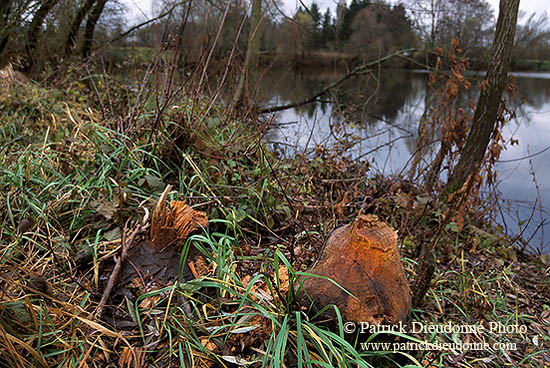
[{"xmin": 259, "ymin": 48, "xmax": 417, "ymax": 114}]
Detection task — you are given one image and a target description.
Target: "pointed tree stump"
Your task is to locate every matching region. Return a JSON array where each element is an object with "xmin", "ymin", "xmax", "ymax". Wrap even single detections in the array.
[
  {"xmin": 150, "ymin": 185, "xmax": 208, "ymax": 250},
  {"xmin": 296, "ymin": 214, "xmax": 411, "ymax": 325}
]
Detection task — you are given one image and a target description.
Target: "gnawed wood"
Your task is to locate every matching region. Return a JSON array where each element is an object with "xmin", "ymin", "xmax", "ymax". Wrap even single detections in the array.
[
  {"xmin": 150, "ymin": 185, "xmax": 208, "ymax": 250},
  {"xmin": 296, "ymin": 214, "xmax": 411, "ymax": 326}
]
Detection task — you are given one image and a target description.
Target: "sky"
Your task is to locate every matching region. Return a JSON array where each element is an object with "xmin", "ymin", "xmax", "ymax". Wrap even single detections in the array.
[
  {"xmin": 121, "ymin": 0, "xmax": 550, "ymax": 24},
  {"xmin": 279, "ymin": 0, "xmax": 549, "ymax": 18},
  {"xmin": 474, "ymin": 0, "xmax": 548, "ymax": 19}
]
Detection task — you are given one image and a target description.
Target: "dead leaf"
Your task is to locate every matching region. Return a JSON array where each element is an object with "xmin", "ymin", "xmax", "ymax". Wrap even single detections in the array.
[
  {"xmin": 119, "ymin": 347, "xmax": 146, "ymax": 368},
  {"xmin": 144, "ymin": 175, "xmax": 164, "ymax": 191},
  {"xmin": 277, "ymin": 265, "xmax": 289, "ymax": 294},
  {"xmin": 189, "ymin": 256, "xmax": 210, "ymax": 278},
  {"xmin": 222, "ymin": 356, "xmax": 251, "ymax": 365},
  {"xmin": 91, "ymin": 199, "xmax": 117, "ymax": 220},
  {"xmin": 230, "ymin": 325, "xmax": 259, "ymax": 334},
  {"xmin": 201, "ymin": 339, "xmax": 218, "ymax": 352},
  {"xmin": 139, "ymin": 294, "xmax": 162, "ymax": 309},
  {"xmin": 104, "ymin": 227, "xmax": 121, "ymax": 241}
]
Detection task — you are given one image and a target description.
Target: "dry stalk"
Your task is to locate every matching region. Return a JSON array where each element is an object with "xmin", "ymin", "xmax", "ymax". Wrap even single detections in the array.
[{"xmin": 93, "ymin": 222, "xmax": 149, "ymax": 320}]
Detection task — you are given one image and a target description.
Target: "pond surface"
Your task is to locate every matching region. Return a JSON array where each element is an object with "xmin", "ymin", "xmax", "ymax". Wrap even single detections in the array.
[{"xmin": 259, "ymin": 69, "xmax": 550, "ymax": 253}]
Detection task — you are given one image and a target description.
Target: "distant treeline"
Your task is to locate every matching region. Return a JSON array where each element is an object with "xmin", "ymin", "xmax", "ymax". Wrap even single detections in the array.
[
  {"xmin": 132, "ymin": 0, "xmax": 550, "ymax": 70},
  {"xmin": 0, "ymin": 0, "xmax": 549, "ymax": 75}
]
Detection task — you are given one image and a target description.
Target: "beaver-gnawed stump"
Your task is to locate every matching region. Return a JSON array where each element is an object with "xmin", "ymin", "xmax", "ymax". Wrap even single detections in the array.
[{"xmin": 296, "ymin": 214, "xmax": 411, "ymax": 325}]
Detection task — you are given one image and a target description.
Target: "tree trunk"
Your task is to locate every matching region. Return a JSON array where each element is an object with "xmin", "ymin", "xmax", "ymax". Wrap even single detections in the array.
[
  {"xmin": 81, "ymin": 0, "xmax": 108, "ymax": 58},
  {"xmin": 231, "ymin": 0, "xmax": 262, "ymax": 110},
  {"xmin": 64, "ymin": 0, "xmax": 97, "ymax": 57},
  {"xmin": 0, "ymin": 0, "xmax": 13, "ymax": 56},
  {"xmin": 24, "ymin": 0, "xmax": 60, "ymax": 72},
  {"xmin": 445, "ymin": 0, "xmax": 520, "ymax": 195},
  {"xmin": 248, "ymin": 0, "xmax": 261, "ymax": 66}
]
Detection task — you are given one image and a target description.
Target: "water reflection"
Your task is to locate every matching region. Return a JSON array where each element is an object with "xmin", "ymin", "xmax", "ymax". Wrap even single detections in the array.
[{"xmin": 260, "ymin": 69, "xmax": 550, "ymax": 252}]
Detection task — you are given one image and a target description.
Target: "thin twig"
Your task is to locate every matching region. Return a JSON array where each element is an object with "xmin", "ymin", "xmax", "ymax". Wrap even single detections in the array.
[
  {"xmin": 98, "ymin": 1, "xmax": 188, "ymax": 50},
  {"xmin": 93, "ymin": 223, "xmax": 148, "ymax": 320},
  {"xmin": 511, "ymin": 198, "xmax": 538, "ymax": 251},
  {"xmin": 197, "ymin": 1, "xmax": 231, "ymax": 91},
  {"xmin": 0, "ymin": 135, "xmax": 27, "ymax": 153}
]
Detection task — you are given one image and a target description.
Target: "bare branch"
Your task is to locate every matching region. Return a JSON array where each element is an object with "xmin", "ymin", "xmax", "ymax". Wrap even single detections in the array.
[{"xmin": 259, "ymin": 48, "xmax": 417, "ymax": 114}]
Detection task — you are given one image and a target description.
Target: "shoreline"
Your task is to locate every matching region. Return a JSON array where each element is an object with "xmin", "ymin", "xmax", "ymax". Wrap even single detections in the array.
[{"xmin": 259, "ymin": 51, "xmax": 550, "ymax": 73}]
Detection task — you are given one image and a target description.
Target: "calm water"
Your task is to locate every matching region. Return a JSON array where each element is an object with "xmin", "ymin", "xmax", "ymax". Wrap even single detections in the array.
[{"xmin": 259, "ymin": 69, "xmax": 550, "ymax": 253}]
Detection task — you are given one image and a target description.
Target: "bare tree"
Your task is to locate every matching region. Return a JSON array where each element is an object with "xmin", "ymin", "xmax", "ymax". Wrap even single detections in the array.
[
  {"xmin": 0, "ymin": 0, "xmax": 14, "ymax": 56},
  {"xmin": 436, "ymin": 0, "xmax": 494, "ymax": 55},
  {"xmin": 64, "ymin": 0, "xmax": 97, "ymax": 57},
  {"xmin": 513, "ymin": 11, "xmax": 550, "ymax": 61},
  {"xmin": 82, "ymin": 0, "xmax": 108, "ymax": 57},
  {"xmin": 406, "ymin": 0, "xmax": 494, "ymax": 53},
  {"xmin": 25, "ymin": 0, "xmax": 60, "ymax": 72},
  {"xmin": 406, "ymin": 0, "xmax": 446, "ymax": 47}
]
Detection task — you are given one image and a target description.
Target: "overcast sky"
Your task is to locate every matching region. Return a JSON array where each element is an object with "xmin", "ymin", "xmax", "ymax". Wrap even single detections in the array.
[
  {"xmin": 279, "ymin": 0, "xmax": 549, "ymax": 17},
  {"xmin": 279, "ymin": 0, "xmax": 550, "ymax": 28},
  {"xmin": 122, "ymin": 0, "xmax": 550, "ymax": 24}
]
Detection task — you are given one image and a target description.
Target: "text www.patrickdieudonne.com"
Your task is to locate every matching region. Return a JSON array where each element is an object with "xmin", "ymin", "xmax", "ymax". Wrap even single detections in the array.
[{"xmin": 360, "ymin": 341, "xmax": 517, "ymax": 351}]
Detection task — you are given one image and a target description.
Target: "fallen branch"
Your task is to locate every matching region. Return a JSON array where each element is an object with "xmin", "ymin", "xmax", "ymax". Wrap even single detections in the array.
[{"xmin": 93, "ymin": 222, "xmax": 149, "ymax": 320}]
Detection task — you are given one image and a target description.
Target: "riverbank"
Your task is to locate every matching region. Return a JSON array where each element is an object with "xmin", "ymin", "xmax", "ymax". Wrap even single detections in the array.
[
  {"xmin": 262, "ymin": 66, "xmax": 550, "ymax": 254},
  {"xmin": 0, "ymin": 65, "xmax": 548, "ymax": 367},
  {"xmin": 98, "ymin": 47, "xmax": 550, "ymax": 75}
]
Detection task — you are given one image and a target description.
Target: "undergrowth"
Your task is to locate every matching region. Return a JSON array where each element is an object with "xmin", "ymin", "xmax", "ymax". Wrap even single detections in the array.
[{"xmin": 0, "ymin": 63, "xmax": 548, "ymax": 368}]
